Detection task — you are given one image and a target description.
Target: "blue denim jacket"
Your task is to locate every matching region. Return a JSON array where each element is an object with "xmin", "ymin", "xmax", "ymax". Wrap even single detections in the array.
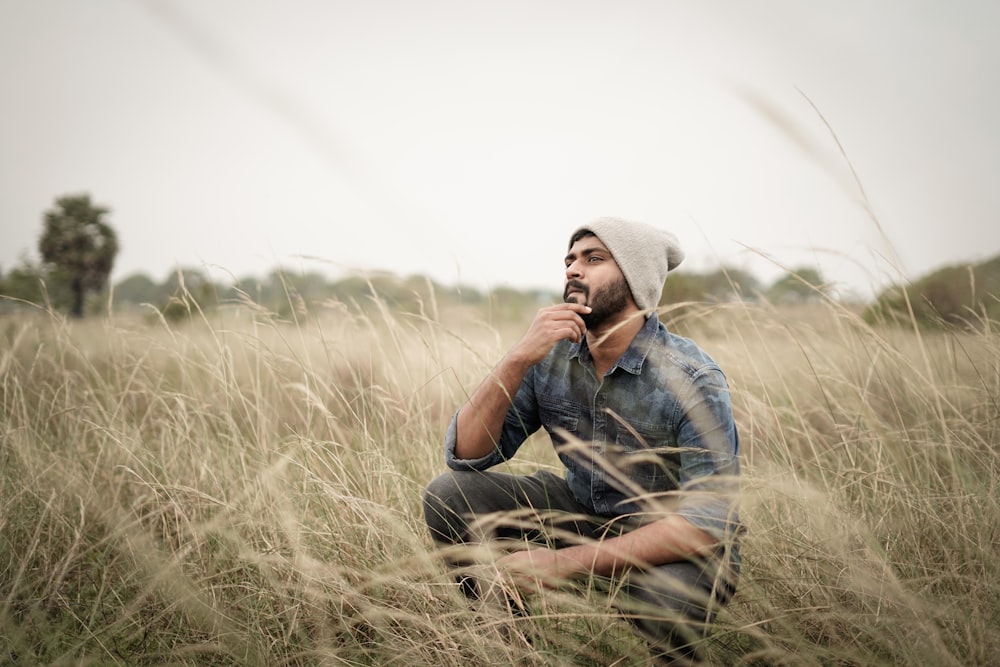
[{"xmin": 445, "ymin": 313, "xmax": 741, "ymax": 542}]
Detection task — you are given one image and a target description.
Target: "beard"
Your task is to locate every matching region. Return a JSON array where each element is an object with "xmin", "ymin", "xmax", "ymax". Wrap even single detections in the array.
[{"xmin": 564, "ymin": 275, "xmax": 631, "ymax": 329}]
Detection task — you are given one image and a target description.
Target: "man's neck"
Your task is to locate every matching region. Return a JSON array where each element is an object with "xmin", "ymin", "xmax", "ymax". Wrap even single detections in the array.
[{"xmin": 585, "ymin": 309, "xmax": 646, "ymax": 377}]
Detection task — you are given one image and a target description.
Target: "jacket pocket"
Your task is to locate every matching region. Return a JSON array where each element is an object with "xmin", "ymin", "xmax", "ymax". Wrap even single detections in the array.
[
  {"xmin": 611, "ymin": 421, "xmax": 681, "ymax": 490},
  {"xmin": 538, "ymin": 394, "xmax": 580, "ymax": 439}
]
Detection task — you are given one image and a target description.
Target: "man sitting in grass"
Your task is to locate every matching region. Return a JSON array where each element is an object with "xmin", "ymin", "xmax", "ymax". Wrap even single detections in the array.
[{"xmin": 423, "ymin": 217, "xmax": 742, "ymax": 664}]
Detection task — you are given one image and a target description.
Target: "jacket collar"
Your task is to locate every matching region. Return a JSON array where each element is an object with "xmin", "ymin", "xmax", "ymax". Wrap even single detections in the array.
[{"xmin": 569, "ymin": 312, "xmax": 660, "ymax": 375}]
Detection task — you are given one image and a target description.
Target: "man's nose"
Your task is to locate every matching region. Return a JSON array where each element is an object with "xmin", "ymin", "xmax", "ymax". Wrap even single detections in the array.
[{"xmin": 565, "ymin": 260, "xmax": 582, "ymax": 279}]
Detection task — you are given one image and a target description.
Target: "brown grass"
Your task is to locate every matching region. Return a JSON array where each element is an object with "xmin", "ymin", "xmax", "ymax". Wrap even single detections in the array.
[{"xmin": 0, "ymin": 295, "xmax": 997, "ymax": 665}]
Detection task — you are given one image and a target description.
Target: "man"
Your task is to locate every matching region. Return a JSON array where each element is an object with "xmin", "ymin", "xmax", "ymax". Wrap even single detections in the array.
[{"xmin": 423, "ymin": 217, "xmax": 741, "ymax": 663}]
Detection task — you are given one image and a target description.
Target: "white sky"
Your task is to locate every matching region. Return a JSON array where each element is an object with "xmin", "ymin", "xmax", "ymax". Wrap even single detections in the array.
[{"xmin": 2, "ymin": 0, "xmax": 998, "ymax": 299}]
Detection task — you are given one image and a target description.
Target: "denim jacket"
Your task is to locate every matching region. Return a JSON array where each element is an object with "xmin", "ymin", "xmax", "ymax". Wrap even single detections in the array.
[{"xmin": 445, "ymin": 313, "xmax": 741, "ymax": 542}]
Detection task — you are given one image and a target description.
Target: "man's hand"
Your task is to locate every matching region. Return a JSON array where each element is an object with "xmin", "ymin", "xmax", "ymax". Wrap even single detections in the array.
[
  {"xmin": 496, "ymin": 547, "xmax": 582, "ymax": 595},
  {"xmin": 508, "ymin": 303, "xmax": 591, "ymax": 367}
]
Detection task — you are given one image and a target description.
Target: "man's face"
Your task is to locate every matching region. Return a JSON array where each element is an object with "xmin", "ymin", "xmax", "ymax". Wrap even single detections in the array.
[{"xmin": 563, "ymin": 234, "xmax": 633, "ymax": 329}]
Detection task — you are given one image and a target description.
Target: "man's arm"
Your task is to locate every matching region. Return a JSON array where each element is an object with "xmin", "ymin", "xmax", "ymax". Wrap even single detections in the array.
[
  {"xmin": 497, "ymin": 514, "xmax": 718, "ymax": 591},
  {"xmin": 454, "ymin": 303, "xmax": 591, "ymax": 460}
]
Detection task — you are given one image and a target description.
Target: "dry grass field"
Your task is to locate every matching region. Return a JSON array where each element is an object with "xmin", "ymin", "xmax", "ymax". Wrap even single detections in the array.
[{"xmin": 1, "ymin": 292, "xmax": 998, "ymax": 665}]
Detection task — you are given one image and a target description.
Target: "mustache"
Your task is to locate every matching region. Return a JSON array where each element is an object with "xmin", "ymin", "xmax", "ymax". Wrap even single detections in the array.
[{"xmin": 563, "ymin": 280, "xmax": 588, "ymax": 301}]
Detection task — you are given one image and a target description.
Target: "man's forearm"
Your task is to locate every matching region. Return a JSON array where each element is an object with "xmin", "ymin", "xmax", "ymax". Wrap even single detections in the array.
[
  {"xmin": 556, "ymin": 515, "xmax": 718, "ymax": 578},
  {"xmin": 453, "ymin": 353, "xmax": 533, "ymax": 460},
  {"xmin": 496, "ymin": 514, "xmax": 720, "ymax": 594}
]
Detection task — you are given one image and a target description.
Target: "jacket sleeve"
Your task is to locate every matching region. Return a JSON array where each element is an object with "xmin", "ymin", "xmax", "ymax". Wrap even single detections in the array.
[{"xmin": 673, "ymin": 367, "xmax": 742, "ymax": 543}]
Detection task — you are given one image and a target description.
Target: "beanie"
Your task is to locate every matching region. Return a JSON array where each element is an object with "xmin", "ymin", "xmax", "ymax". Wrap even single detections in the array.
[{"xmin": 568, "ymin": 217, "xmax": 684, "ymax": 313}]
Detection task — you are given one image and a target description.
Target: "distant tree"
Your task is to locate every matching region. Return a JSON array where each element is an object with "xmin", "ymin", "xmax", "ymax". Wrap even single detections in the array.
[
  {"xmin": 38, "ymin": 193, "xmax": 119, "ymax": 317},
  {"xmin": 232, "ymin": 268, "xmax": 331, "ymax": 316},
  {"xmin": 160, "ymin": 267, "xmax": 221, "ymax": 320},
  {"xmin": 661, "ymin": 266, "xmax": 761, "ymax": 305},
  {"xmin": 267, "ymin": 268, "xmax": 331, "ymax": 310},
  {"xmin": 767, "ymin": 266, "xmax": 827, "ymax": 304},
  {"xmin": 330, "ymin": 272, "xmax": 413, "ymax": 310},
  {"xmin": 0, "ymin": 253, "xmax": 55, "ymax": 308},
  {"xmin": 701, "ymin": 267, "xmax": 761, "ymax": 301},
  {"xmin": 161, "ymin": 267, "xmax": 214, "ymax": 295},
  {"xmin": 863, "ymin": 254, "xmax": 1000, "ymax": 329},
  {"xmin": 113, "ymin": 272, "xmax": 163, "ymax": 306},
  {"xmin": 660, "ymin": 272, "xmax": 707, "ymax": 305}
]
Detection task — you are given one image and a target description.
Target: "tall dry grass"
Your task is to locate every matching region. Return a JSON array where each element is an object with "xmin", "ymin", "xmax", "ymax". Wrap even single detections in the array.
[{"xmin": 1, "ymin": 290, "xmax": 997, "ymax": 665}]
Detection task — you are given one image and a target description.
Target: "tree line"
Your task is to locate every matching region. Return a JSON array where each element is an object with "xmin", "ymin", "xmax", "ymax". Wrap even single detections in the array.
[{"xmin": 2, "ymin": 193, "xmax": 997, "ymax": 329}]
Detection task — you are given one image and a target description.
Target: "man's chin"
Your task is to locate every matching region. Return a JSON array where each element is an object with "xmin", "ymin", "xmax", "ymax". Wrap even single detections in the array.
[{"xmin": 564, "ymin": 292, "xmax": 586, "ymax": 305}]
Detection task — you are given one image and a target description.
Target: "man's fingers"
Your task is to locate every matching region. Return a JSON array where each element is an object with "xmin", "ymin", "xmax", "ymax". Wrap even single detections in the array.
[
  {"xmin": 529, "ymin": 307, "xmax": 586, "ymax": 337},
  {"xmin": 550, "ymin": 302, "xmax": 591, "ymax": 316},
  {"xmin": 542, "ymin": 304, "xmax": 589, "ymax": 332},
  {"xmin": 538, "ymin": 319, "xmax": 584, "ymax": 344},
  {"xmin": 513, "ymin": 304, "xmax": 590, "ymax": 364}
]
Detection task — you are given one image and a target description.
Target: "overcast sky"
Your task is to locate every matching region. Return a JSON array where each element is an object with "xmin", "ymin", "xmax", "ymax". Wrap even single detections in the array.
[{"xmin": 2, "ymin": 0, "xmax": 998, "ymax": 299}]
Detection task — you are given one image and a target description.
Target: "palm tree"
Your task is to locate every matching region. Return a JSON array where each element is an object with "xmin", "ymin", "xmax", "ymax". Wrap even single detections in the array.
[{"xmin": 38, "ymin": 193, "xmax": 119, "ymax": 317}]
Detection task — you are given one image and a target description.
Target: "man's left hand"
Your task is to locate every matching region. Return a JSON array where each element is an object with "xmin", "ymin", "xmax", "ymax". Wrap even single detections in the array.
[{"xmin": 496, "ymin": 548, "xmax": 576, "ymax": 594}]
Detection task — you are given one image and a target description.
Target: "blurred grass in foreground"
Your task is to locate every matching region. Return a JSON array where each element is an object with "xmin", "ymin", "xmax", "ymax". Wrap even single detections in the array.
[{"xmin": 1, "ymin": 291, "xmax": 997, "ymax": 666}]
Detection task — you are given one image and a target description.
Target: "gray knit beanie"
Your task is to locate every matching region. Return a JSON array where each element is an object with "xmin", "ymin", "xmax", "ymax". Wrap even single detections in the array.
[{"xmin": 569, "ymin": 217, "xmax": 685, "ymax": 313}]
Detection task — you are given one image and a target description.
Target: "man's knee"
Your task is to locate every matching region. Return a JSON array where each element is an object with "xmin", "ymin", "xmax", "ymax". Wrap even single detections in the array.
[
  {"xmin": 423, "ymin": 472, "xmax": 460, "ymax": 544},
  {"xmin": 422, "ymin": 470, "xmax": 482, "ymax": 544},
  {"xmin": 424, "ymin": 470, "xmax": 461, "ymax": 505}
]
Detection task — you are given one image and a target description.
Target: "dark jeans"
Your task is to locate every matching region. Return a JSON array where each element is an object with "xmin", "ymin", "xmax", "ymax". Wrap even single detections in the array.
[{"xmin": 423, "ymin": 469, "xmax": 738, "ymax": 663}]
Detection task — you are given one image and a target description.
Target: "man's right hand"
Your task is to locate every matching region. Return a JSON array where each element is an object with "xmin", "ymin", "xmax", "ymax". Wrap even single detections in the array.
[{"xmin": 508, "ymin": 303, "xmax": 591, "ymax": 367}]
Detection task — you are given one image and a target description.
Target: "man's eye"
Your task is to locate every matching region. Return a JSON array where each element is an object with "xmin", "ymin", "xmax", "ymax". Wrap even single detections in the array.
[{"xmin": 589, "ymin": 256, "xmax": 602, "ymax": 262}]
